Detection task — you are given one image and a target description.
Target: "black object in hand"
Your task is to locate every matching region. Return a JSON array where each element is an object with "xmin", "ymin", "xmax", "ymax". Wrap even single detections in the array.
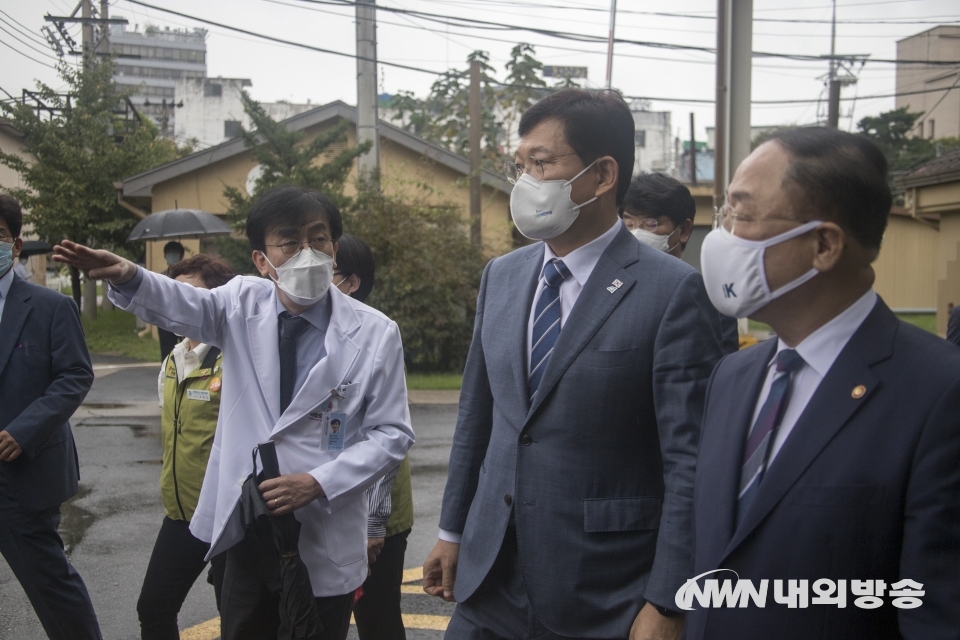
[{"xmin": 258, "ymin": 440, "xmax": 281, "ymax": 480}]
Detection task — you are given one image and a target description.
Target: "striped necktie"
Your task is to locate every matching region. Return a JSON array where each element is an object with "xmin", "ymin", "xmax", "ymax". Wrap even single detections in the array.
[
  {"xmin": 528, "ymin": 259, "xmax": 571, "ymax": 402},
  {"xmin": 737, "ymin": 348, "xmax": 805, "ymax": 526}
]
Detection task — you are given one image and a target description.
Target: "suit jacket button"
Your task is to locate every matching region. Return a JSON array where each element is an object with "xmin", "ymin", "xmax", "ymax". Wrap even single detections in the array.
[
  {"xmin": 520, "ymin": 434, "xmax": 533, "ymax": 446},
  {"xmin": 504, "ymin": 494, "xmax": 513, "ymax": 506}
]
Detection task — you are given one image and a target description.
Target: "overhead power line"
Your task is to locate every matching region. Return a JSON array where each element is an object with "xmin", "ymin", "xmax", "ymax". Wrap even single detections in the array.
[
  {"xmin": 288, "ymin": 0, "xmax": 960, "ymax": 65},
  {"xmin": 0, "ymin": 39, "xmax": 58, "ymax": 68}
]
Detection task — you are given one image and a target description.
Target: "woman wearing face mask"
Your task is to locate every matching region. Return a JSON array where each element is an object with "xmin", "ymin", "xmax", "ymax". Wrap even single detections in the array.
[
  {"xmin": 334, "ymin": 234, "xmax": 415, "ymax": 640},
  {"xmin": 158, "ymin": 241, "xmax": 187, "ymax": 361},
  {"xmin": 137, "ymin": 254, "xmax": 235, "ymax": 640}
]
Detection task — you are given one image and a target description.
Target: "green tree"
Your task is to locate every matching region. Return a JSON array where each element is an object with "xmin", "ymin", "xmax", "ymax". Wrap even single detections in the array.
[
  {"xmin": 0, "ymin": 59, "xmax": 182, "ymax": 314},
  {"xmin": 857, "ymin": 107, "xmax": 935, "ymax": 174},
  {"xmin": 218, "ymin": 91, "xmax": 370, "ymax": 273},
  {"xmin": 388, "ymin": 44, "xmax": 551, "ymax": 171},
  {"xmin": 344, "ymin": 186, "xmax": 484, "ymax": 371}
]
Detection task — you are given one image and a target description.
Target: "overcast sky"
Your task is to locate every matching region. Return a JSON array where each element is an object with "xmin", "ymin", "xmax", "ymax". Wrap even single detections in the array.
[{"xmin": 2, "ymin": 0, "xmax": 958, "ymax": 140}]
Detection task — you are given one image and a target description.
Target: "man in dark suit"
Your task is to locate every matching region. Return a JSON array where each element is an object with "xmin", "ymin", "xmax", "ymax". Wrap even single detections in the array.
[
  {"xmin": 688, "ymin": 127, "xmax": 960, "ymax": 638},
  {"xmin": 0, "ymin": 194, "xmax": 101, "ymax": 640},
  {"xmin": 947, "ymin": 303, "xmax": 960, "ymax": 346},
  {"xmin": 422, "ymin": 89, "xmax": 723, "ymax": 639},
  {"xmin": 620, "ymin": 172, "xmax": 740, "ymax": 355}
]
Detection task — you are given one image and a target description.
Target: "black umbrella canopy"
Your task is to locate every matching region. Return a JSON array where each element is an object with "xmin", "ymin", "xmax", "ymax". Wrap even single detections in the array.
[
  {"xmin": 19, "ymin": 240, "xmax": 52, "ymax": 257},
  {"xmin": 126, "ymin": 209, "xmax": 232, "ymax": 242}
]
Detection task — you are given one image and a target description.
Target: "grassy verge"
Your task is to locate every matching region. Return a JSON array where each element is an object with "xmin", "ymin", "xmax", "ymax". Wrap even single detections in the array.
[
  {"xmin": 406, "ymin": 373, "xmax": 462, "ymax": 390},
  {"xmin": 896, "ymin": 313, "xmax": 936, "ymax": 334},
  {"xmin": 81, "ymin": 309, "xmax": 160, "ymax": 362}
]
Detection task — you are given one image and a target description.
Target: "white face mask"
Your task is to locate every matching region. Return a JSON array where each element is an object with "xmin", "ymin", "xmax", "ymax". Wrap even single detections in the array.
[
  {"xmin": 509, "ymin": 160, "xmax": 598, "ymax": 240},
  {"xmin": 631, "ymin": 226, "xmax": 679, "ymax": 253},
  {"xmin": 263, "ymin": 247, "xmax": 334, "ymax": 306},
  {"xmin": 700, "ymin": 220, "xmax": 822, "ymax": 318}
]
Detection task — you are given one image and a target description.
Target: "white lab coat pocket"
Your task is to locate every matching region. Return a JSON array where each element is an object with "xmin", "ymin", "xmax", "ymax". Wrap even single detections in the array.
[{"xmin": 317, "ymin": 496, "xmax": 367, "ymax": 567}]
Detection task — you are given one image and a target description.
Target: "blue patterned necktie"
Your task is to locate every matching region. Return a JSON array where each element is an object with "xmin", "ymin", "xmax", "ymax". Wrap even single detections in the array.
[
  {"xmin": 737, "ymin": 348, "xmax": 805, "ymax": 525},
  {"xmin": 529, "ymin": 259, "xmax": 571, "ymax": 402},
  {"xmin": 278, "ymin": 311, "xmax": 309, "ymax": 414}
]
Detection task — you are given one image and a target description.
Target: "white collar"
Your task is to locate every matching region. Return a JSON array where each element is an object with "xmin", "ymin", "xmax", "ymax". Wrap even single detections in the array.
[
  {"xmin": 773, "ymin": 289, "xmax": 878, "ymax": 377},
  {"xmin": 172, "ymin": 338, "xmax": 212, "ymax": 362},
  {"xmin": 541, "ymin": 218, "xmax": 622, "ymax": 286}
]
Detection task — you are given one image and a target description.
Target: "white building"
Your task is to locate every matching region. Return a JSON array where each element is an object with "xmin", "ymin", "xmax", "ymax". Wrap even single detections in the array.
[
  {"xmin": 109, "ymin": 21, "xmax": 207, "ymax": 136},
  {"xmin": 174, "ymin": 78, "xmax": 314, "ymax": 148},
  {"xmin": 631, "ymin": 104, "xmax": 672, "ymax": 175}
]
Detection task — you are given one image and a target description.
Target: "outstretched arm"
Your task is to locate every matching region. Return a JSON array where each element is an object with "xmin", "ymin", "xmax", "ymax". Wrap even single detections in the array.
[{"xmin": 52, "ymin": 239, "xmax": 139, "ymax": 285}]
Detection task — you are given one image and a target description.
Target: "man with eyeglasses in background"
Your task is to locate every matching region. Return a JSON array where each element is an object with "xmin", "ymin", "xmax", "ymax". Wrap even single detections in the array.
[
  {"xmin": 687, "ymin": 127, "xmax": 960, "ymax": 638},
  {"xmin": 422, "ymin": 88, "xmax": 722, "ymax": 640},
  {"xmin": 621, "ymin": 172, "xmax": 740, "ymax": 355}
]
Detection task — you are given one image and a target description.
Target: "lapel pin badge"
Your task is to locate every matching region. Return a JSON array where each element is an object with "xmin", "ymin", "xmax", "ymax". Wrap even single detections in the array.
[
  {"xmin": 607, "ymin": 279, "xmax": 624, "ymax": 294},
  {"xmin": 851, "ymin": 385, "xmax": 866, "ymax": 399}
]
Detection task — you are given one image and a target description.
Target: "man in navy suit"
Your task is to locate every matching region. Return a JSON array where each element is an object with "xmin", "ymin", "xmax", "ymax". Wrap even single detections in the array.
[
  {"xmin": 0, "ymin": 194, "xmax": 101, "ymax": 639},
  {"xmin": 688, "ymin": 127, "xmax": 960, "ymax": 638},
  {"xmin": 423, "ymin": 89, "xmax": 722, "ymax": 639}
]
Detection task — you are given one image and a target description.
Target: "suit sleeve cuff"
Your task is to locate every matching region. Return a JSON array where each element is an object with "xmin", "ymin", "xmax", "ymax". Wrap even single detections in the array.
[{"xmin": 438, "ymin": 528, "xmax": 462, "ymax": 544}]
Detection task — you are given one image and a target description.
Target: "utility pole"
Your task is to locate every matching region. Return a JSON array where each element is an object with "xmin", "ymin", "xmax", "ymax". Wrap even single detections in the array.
[
  {"xmin": 469, "ymin": 59, "xmax": 482, "ymax": 247},
  {"xmin": 713, "ymin": 0, "xmax": 727, "ymax": 210},
  {"xmin": 826, "ymin": 0, "xmax": 840, "ymax": 128},
  {"xmin": 604, "ymin": 0, "xmax": 618, "ymax": 88},
  {"xmin": 715, "ymin": 0, "xmax": 753, "ymax": 196},
  {"xmin": 690, "ymin": 113, "xmax": 697, "ymax": 186},
  {"xmin": 355, "ymin": 0, "xmax": 380, "ymax": 183},
  {"xmin": 81, "ymin": 0, "xmax": 93, "ymax": 66}
]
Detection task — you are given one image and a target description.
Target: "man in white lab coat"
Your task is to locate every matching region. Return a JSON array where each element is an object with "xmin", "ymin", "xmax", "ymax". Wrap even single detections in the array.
[{"xmin": 54, "ymin": 186, "xmax": 415, "ymax": 640}]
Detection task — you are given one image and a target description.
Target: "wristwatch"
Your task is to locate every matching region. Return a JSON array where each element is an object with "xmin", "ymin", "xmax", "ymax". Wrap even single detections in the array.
[{"xmin": 653, "ymin": 603, "xmax": 681, "ymax": 618}]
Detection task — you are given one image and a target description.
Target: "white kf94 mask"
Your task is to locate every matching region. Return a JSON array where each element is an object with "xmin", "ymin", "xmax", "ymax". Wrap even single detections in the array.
[
  {"xmin": 263, "ymin": 247, "xmax": 334, "ymax": 306},
  {"xmin": 509, "ymin": 160, "xmax": 598, "ymax": 240},
  {"xmin": 631, "ymin": 226, "xmax": 679, "ymax": 253},
  {"xmin": 700, "ymin": 220, "xmax": 823, "ymax": 319}
]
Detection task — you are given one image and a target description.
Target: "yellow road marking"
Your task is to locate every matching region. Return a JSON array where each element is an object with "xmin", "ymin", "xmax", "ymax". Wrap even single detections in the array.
[
  {"xmin": 402, "ymin": 567, "xmax": 422, "ymax": 583},
  {"xmin": 179, "ymin": 617, "xmax": 219, "ymax": 640},
  {"xmin": 401, "ymin": 584, "xmax": 423, "ymax": 594},
  {"xmin": 402, "ymin": 613, "xmax": 450, "ymax": 631}
]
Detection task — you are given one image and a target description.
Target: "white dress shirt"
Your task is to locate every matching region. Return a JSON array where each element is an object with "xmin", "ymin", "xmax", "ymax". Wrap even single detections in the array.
[
  {"xmin": 439, "ymin": 219, "xmax": 623, "ymax": 544},
  {"xmin": 157, "ymin": 339, "xmax": 213, "ymax": 408},
  {"xmin": 753, "ymin": 289, "xmax": 877, "ymax": 467},
  {"xmin": 0, "ymin": 267, "xmax": 13, "ymax": 324}
]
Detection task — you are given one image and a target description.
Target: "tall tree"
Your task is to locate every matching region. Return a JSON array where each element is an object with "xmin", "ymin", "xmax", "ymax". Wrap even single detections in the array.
[
  {"xmin": 0, "ymin": 59, "xmax": 182, "ymax": 313},
  {"xmin": 218, "ymin": 91, "xmax": 370, "ymax": 273},
  {"xmin": 857, "ymin": 107, "xmax": 935, "ymax": 175},
  {"xmin": 499, "ymin": 44, "xmax": 547, "ymax": 158}
]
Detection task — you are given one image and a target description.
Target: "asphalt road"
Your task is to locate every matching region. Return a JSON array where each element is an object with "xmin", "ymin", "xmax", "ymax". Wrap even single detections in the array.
[{"xmin": 0, "ymin": 356, "xmax": 457, "ymax": 640}]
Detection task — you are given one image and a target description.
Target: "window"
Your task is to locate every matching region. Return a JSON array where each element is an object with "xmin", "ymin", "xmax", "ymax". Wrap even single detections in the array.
[
  {"xmin": 205, "ymin": 83, "xmax": 222, "ymax": 97},
  {"xmin": 224, "ymin": 120, "xmax": 242, "ymax": 138},
  {"xmin": 929, "ymin": 120, "xmax": 935, "ymax": 139},
  {"xmin": 635, "ymin": 130, "xmax": 646, "ymax": 148}
]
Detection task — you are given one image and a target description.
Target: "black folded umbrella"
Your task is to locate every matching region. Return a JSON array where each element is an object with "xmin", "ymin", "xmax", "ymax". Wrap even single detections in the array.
[
  {"xmin": 239, "ymin": 463, "xmax": 323, "ymax": 640},
  {"xmin": 19, "ymin": 240, "xmax": 51, "ymax": 258}
]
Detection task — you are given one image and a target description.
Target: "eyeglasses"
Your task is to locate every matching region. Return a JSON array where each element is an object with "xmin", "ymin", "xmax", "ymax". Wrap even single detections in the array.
[
  {"xmin": 713, "ymin": 204, "xmax": 807, "ymax": 231},
  {"xmin": 266, "ymin": 237, "xmax": 331, "ymax": 257},
  {"xmin": 622, "ymin": 218, "xmax": 662, "ymax": 232},
  {"xmin": 503, "ymin": 153, "xmax": 580, "ymax": 184}
]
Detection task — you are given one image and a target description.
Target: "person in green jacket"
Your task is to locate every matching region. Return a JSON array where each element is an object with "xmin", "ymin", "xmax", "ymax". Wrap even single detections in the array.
[
  {"xmin": 137, "ymin": 254, "xmax": 236, "ymax": 640},
  {"xmin": 334, "ymin": 234, "xmax": 414, "ymax": 640}
]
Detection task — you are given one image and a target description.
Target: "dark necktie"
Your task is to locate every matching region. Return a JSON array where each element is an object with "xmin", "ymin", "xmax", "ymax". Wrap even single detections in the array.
[
  {"xmin": 278, "ymin": 311, "xmax": 309, "ymax": 414},
  {"xmin": 528, "ymin": 258, "xmax": 571, "ymax": 402},
  {"xmin": 737, "ymin": 348, "xmax": 805, "ymax": 526}
]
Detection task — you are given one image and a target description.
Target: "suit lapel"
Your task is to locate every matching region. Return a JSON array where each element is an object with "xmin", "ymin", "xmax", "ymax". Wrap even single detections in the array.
[
  {"xmin": 526, "ymin": 227, "xmax": 639, "ymax": 420},
  {"xmin": 508, "ymin": 246, "xmax": 544, "ymax": 416},
  {"xmin": 247, "ymin": 294, "xmax": 281, "ymax": 426},
  {"xmin": 271, "ymin": 291, "xmax": 361, "ymax": 436},
  {"xmin": 722, "ymin": 300, "xmax": 895, "ymax": 560},
  {"xmin": 700, "ymin": 340, "xmax": 776, "ymax": 566},
  {"xmin": 0, "ymin": 276, "xmax": 32, "ymax": 375}
]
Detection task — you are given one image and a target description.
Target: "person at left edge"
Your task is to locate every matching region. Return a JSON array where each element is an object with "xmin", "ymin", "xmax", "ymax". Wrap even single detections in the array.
[
  {"xmin": 53, "ymin": 186, "xmax": 415, "ymax": 640},
  {"xmin": 947, "ymin": 303, "xmax": 960, "ymax": 347},
  {"xmin": 137, "ymin": 254, "xmax": 236, "ymax": 640},
  {"xmin": 0, "ymin": 193, "xmax": 102, "ymax": 640}
]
